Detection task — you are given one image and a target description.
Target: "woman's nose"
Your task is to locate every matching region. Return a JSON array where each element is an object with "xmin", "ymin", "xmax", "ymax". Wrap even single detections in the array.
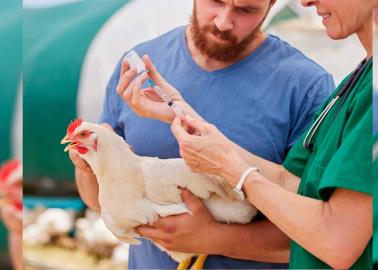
[{"xmin": 301, "ymin": 0, "xmax": 317, "ymax": 7}]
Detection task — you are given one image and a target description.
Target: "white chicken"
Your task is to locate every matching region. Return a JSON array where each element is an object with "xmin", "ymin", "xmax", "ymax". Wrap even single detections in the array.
[
  {"xmin": 23, "ymin": 208, "xmax": 73, "ymax": 246},
  {"xmin": 112, "ymin": 243, "xmax": 130, "ymax": 266},
  {"xmin": 36, "ymin": 208, "xmax": 74, "ymax": 236},
  {"xmin": 23, "ymin": 223, "xmax": 51, "ymax": 246},
  {"xmin": 76, "ymin": 211, "xmax": 120, "ymax": 255},
  {"xmin": 61, "ymin": 119, "xmax": 258, "ymax": 270}
]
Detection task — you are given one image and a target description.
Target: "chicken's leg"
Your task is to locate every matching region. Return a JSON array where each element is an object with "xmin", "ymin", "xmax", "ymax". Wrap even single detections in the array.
[
  {"xmin": 177, "ymin": 257, "xmax": 192, "ymax": 270},
  {"xmin": 191, "ymin": 254, "xmax": 207, "ymax": 270}
]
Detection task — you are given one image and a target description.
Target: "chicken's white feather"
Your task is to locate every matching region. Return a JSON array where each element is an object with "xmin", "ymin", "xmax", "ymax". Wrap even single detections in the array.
[{"xmin": 67, "ymin": 121, "xmax": 258, "ymax": 263}]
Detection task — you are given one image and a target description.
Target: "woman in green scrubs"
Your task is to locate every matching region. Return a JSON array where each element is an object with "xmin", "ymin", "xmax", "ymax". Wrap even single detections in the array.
[
  {"xmin": 171, "ymin": 48, "xmax": 372, "ymax": 269},
  {"xmin": 118, "ymin": 0, "xmax": 373, "ymax": 269}
]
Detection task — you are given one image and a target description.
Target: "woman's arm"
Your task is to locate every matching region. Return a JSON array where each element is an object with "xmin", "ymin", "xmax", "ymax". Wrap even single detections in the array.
[
  {"xmin": 230, "ymin": 140, "xmax": 301, "ymax": 192},
  {"xmin": 171, "ymin": 116, "xmax": 371, "ymax": 269},
  {"xmin": 171, "ymin": 115, "xmax": 300, "ymax": 192},
  {"xmin": 244, "ymin": 173, "xmax": 371, "ymax": 269}
]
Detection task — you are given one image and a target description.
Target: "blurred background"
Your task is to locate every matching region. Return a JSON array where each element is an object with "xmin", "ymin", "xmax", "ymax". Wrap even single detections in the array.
[
  {"xmin": 0, "ymin": 0, "xmax": 22, "ymax": 269},
  {"xmin": 2, "ymin": 0, "xmax": 367, "ymax": 269}
]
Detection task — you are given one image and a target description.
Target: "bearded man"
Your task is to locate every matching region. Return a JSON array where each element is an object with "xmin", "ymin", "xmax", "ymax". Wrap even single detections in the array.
[{"xmin": 71, "ymin": 0, "xmax": 335, "ymax": 269}]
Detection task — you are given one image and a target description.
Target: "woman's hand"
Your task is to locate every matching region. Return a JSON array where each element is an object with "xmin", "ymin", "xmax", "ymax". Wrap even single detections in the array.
[
  {"xmin": 117, "ymin": 54, "xmax": 184, "ymax": 124},
  {"xmin": 171, "ymin": 115, "xmax": 249, "ymax": 186}
]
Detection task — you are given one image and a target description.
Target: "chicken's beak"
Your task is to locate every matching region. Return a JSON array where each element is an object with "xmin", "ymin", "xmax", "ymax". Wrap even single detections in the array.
[
  {"xmin": 61, "ymin": 136, "xmax": 71, "ymax": 144},
  {"xmin": 64, "ymin": 142, "xmax": 78, "ymax": 152},
  {"xmin": 61, "ymin": 136, "xmax": 77, "ymax": 152}
]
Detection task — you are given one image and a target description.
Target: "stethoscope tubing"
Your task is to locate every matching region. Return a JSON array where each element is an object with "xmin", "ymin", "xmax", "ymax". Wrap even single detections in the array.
[
  {"xmin": 303, "ymin": 96, "xmax": 339, "ymax": 149},
  {"xmin": 303, "ymin": 58, "xmax": 371, "ymax": 151}
]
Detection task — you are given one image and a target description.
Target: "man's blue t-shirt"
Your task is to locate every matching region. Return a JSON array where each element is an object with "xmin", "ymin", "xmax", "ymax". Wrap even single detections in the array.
[{"xmin": 98, "ymin": 26, "xmax": 334, "ymax": 269}]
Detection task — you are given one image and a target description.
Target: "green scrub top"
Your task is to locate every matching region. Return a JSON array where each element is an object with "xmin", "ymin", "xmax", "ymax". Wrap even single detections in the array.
[
  {"xmin": 283, "ymin": 59, "xmax": 372, "ymax": 269},
  {"xmin": 373, "ymin": 133, "xmax": 378, "ymax": 266}
]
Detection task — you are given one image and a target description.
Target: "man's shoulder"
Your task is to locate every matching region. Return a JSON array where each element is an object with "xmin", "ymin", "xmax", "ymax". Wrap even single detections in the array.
[
  {"xmin": 258, "ymin": 35, "xmax": 335, "ymax": 100},
  {"xmin": 266, "ymin": 35, "xmax": 330, "ymax": 79},
  {"xmin": 131, "ymin": 26, "xmax": 185, "ymax": 56}
]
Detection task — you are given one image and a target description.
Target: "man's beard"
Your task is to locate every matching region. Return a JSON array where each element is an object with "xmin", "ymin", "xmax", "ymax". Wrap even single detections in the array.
[{"xmin": 190, "ymin": 7, "xmax": 264, "ymax": 62}]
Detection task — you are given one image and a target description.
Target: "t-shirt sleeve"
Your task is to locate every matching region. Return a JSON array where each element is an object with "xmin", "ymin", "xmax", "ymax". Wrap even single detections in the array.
[
  {"xmin": 287, "ymin": 73, "xmax": 335, "ymax": 149},
  {"xmin": 318, "ymin": 82, "xmax": 373, "ymax": 197},
  {"xmin": 97, "ymin": 57, "xmax": 125, "ymax": 138}
]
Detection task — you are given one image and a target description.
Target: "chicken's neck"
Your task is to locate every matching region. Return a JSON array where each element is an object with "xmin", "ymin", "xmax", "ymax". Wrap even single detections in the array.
[{"xmin": 85, "ymin": 132, "xmax": 140, "ymax": 180}]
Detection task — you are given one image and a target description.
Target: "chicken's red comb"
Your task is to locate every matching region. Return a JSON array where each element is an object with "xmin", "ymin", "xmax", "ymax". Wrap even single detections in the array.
[{"xmin": 67, "ymin": 118, "xmax": 83, "ymax": 136}]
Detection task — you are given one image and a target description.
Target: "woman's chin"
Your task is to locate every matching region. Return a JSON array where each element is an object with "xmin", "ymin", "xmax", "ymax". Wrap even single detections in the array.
[{"xmin": 325, "ymin": 29, "xmax": 349, "ymax": 41}]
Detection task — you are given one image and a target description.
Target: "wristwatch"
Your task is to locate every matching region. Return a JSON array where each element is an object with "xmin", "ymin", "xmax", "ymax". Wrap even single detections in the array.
[{"xmin": 233, "ymin": 167, "xmax": 260, "ymax": 200}]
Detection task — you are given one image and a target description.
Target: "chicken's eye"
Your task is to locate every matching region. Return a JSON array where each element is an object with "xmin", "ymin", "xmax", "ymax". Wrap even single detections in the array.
[{"xmin": 80, "ymin": 132, "xmax": 87, "ymax": 138}]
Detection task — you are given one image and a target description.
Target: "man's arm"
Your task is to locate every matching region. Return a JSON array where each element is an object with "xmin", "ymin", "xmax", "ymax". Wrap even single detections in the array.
[
  {"xmin": 70, "ymin": 123, "xmax": 114, "ymax": 212},
  {"xmin": 138, "ymin": 189, "xmax": 289, "ymax": 263},
  {"xmin": 74, "ymin": 167, "xmax": 100, "ymax": 212},
  {"xmin": 211, "ymin": 219, "xmax": 290, "ymax": 262}
]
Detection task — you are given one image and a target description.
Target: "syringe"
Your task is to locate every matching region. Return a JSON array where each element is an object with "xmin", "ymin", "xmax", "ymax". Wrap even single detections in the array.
[
  {"xmin": 145, "ymin": 79, "xmax": 185, "ymax": 117},
  {"xmin": 123, "ymin": 51, "xmax": 185, "ymax": 117}
]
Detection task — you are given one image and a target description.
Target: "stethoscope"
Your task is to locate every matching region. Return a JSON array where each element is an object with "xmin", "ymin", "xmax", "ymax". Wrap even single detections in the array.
[{"xmin": 303, "ymin": 57, "xmax": 372, "ymax": 151}]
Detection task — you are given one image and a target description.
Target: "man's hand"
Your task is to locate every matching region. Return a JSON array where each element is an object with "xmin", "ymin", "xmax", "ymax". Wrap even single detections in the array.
[
  {"xmin": 117, "ymin": 54, "xmax": 184, "ymax": 124},
  {"xmin": 69, "ymin": 150, "xmax": 93, "ymax": 174},
  {"xmin": 136, "ymin": 189, "xmax": 219, "ymax": 254}
]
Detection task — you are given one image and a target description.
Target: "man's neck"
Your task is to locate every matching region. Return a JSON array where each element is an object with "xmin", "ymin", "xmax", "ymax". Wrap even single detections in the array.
[{"xmin": 185, "ymin": 26, "xmax": 268, "ymax": 72}]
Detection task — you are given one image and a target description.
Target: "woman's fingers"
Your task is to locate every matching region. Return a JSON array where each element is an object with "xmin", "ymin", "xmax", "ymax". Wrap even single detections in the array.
[
  {"xmin": 182, "ymin": 115, "xmax": 208, "ymax": 134},
  {"xmin": 171, "ymin": 115, "xmax": 210, "ymax": 141},
  {"xmin": 171, "ymin": 117, "xmax": 190, "ymax": 141}
]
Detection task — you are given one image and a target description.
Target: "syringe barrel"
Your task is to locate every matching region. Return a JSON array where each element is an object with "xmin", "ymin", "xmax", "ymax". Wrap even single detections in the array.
[
  {"xmin": 150, "ymin": 83, "xmax": 172, "ymax": 104},
  {"xmin": 170, "ymin": 102, "xmax": 185, "ymax": 117}
]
